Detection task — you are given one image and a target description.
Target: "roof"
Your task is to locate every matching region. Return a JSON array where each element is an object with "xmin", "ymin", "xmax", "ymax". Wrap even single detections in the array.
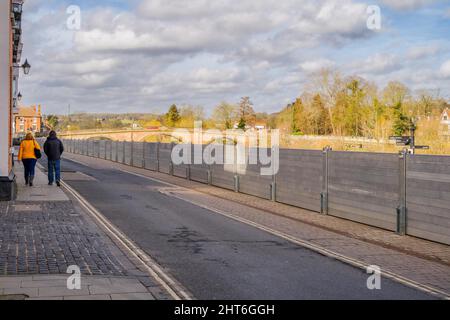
[{"xmin": 17, "ymin": 106, "xmax": 41, "ymax": 118}]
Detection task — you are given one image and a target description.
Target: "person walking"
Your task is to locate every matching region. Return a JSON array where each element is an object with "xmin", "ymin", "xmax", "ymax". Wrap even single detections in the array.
[
  {"xmin": 18, "ymin": 133, "xmax": 41, "ymax": 187},
  {"xmin": 44, "ymin": 131, "xmax": 65, "ymax": 187}
]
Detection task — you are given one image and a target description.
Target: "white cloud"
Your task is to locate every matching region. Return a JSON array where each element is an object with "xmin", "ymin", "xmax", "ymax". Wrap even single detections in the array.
[
  {"xmin": 440, "ymin": 60, "xmax": 450, "ymax": 78},
  {"xmin": 407, "ymin": 44, "xmax": 441, "ymax": 60},
  {"xmin": 18, "ymin": 0, "xmax": 450, "ymax": 115},
  {"xmin": 351, "ymin": 53, "xmax": 401, "ymax": 74},
  {"xmin": 300, "ymin": 59, "xmax": 335, "ymax": 73}
]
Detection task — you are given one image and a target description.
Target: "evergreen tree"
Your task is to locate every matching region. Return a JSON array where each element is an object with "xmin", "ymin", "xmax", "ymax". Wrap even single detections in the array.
[
  {"xmin": 237, "ymin": 118, "xmax": 247, "ymax": 130},
  {"xmin": 392, "ymin": 102, "xmax": 411, "ymax": 136},
  {"xmin": 166, "ymin": 104, "xmax": 180, "ymax": 127},
  {"xmin": 291, "ymin": 99, "xmax": 304, "ymax": 135}
]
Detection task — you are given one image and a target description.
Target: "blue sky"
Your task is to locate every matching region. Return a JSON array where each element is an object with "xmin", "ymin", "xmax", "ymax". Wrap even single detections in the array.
[{"xmin": 19, "ymin": 0, "xmax": 450, "ymax": 115}]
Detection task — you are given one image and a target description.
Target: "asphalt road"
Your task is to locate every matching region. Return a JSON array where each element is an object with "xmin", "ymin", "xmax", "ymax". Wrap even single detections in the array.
[{"xmin": 50, "ymin": 157, "xmax": 434, "ymax": 300}]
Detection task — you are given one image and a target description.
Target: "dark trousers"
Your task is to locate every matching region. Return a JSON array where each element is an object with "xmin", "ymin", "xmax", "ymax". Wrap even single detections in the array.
[
  {"xmin": 48, "ymin": 160, "xmax": 61, "ymax": 184},
  {"xmin": 22, "ymin": 159, "xmax": 37, "ymax": 181}
]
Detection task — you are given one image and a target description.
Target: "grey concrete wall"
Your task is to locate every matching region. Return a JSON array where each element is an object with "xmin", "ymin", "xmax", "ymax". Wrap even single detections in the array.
[
  {"xmin": 117, "ymin": 142, "xmax": 125, "ymax": 164},
  {"xmin": 124, "ymin": 142, "xmax": 132, "ymax": 165},
  {"xmin": 88, "ymin": 140, "xmax": 94, "ymax": 157},
  {"xmin": 205, "ymin": 144, "xmax": 234, "ymax": 190},
  {"xmin": 158, "ymin": 143, "xmax": 172, "ymax": 174},
  {"xmin": 211, "ymin": 164, "xmax": 235, "ymax": 190},
  {"xmin": 189, "ymin": 145, "xmax": 209, "ymax": 183},
  {"xmin": 407, "ymin": 155, "xmax": 450, "ymax": 245},
  {"xmin": 132, "ymin": 142, "xmax": 144, "ymax": 168},
  {"xmin": 173, "ymin": 144, "xmax": 190, "ymax": 179},
  {"xmin": 94, "ymin": 141, "xmax": 101, "ymax": 158},
  {"xmin": 111, "ymin": 141, "xmax": 118, "ymax": 162},
  {"xmin": 144, "ymin": 143, "xmax": 158, "ymax": 171},
  {"xmin": 328, "ymin": 152, "xmax": 399, "ymax": 231},
  {"xmin": 105, "ymin": 141, "xmax": 112, "ymax": 161},
  {"xmin": 238, "ymin": 148, "xmax": 272, "ymax": 200},
  {"xmin": 99, "ymin": 140, "xmax": 106, "ymax": 159},
  {"xmin": 64, "ymin": 139, "xmax": 450, "ymax": 246},
  {"xmin": 276, "ymin": 149, "xmax": 323, "ymax": 212}
]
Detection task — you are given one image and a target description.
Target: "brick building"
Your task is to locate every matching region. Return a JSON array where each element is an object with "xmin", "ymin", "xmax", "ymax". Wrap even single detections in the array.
[{"xmin": 15, "ymin": 105, "xmax": 42, "ymax": 134}]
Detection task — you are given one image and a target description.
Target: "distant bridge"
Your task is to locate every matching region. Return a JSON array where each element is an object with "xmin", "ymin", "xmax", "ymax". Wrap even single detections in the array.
[
  {"xmin": 59, "ymin": 129, "xmax": 191, "ymax": 142},
  {"xmin": 59, "ymin": 129, "xmax": 246, "ymax": 143}
]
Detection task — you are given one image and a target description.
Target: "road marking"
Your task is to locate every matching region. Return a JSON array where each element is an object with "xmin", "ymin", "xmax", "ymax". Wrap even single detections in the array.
[
  {"xmin": 60, "ymin": 180, "xmax": 193, "ymax": 301},
  {"xmin": 64, "ymin": 155, "xmax": 450, "ymax": 300}
]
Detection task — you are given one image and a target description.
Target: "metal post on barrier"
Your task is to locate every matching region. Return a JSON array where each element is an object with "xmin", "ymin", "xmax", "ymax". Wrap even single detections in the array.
[
  {"xmin": 123, "ymin": 140, "xmax": 126, "ymax": 164},
  {"xmin": 131, "ymin": 140, "xmax": 134, "ymax": 166},
  {"xmin": 142, "ymin": 142, "xmax": 146, "ymax": 168},
  {"xmin": 321, "ymin": 146, "xmax": 332, "ymax": 215},
  {"xmin": 156, "ymin": 142, "xmax": 160, "ymax": 172},
  {"xmin": 271, "ymin": 146, "xmax": 277, "ymax": 202},
  {"xmin": 170, "ymin": 142, "xmax": 175, "ymax": 176},
  {"xmin": 397, "ymin": 149, "xmax": 408, "ymax": 235},
  {"xmin": 233, "ymin": 143, "xmax": 239, "ymax": 193}
]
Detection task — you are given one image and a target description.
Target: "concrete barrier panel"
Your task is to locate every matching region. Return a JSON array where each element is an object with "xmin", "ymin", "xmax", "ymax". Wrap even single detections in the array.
[
  {"xmin": 158, "ymin": 143, "xmax": 172, "ymax": 174},
  {"xmin": 328, "ymin": 152, "xmax": 398, "ymax": 231},
  {"xmin": 407, "ymin": 155, "xmax": 450, "ymax": 245},
  {"xmin": 189, "ymin": 145, "xmax": 209, "ymax": 184},
  {"xmin": 132, "ymin": 142, "xmax": 144, "ymax": 168},
  {"xmin": 105, "ymin": 141, "xmax": 112, "ymax": 160},
  {"xmin": 117, "ymin": 142, "xmax": 125, "ymax": 164},
  {"xmin": 87, "ymin": 140, "xmax": 94, "ymax": 157},
  {"xmin": 238, "ymin": 148, "xmax": 272, "ymax": 200},
  {"xmin": 99, "ymin": 140, "xmax": 106, "ymax": 159},
  {"xmin": 94, "ymin": 141, "xmax": 101, "ymax": 158},
  {"xmin": 276, "ymin": 149, "xmax": 322, "ymax": 212},
  {"xmin": 208, "ymin": 144, "xmax": 233, "ymax": 190},
  {"xmin": 173, "ymin": 144, "xmax": 189, "ymax": 179},
  {"xmin": 124, "ymin": 142, "xmax": 132, "ymax": 165},
  {"xmin": 144, "ymin": 143, "xmax": 158, "ymax": 171}
]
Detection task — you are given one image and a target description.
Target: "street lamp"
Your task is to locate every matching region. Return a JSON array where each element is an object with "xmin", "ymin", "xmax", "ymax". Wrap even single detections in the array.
[
  {"xmin": 21, "ymin": 59, "xmax": 31, "ymax": 75},
  {"xmin": 13, "ymin": 59, "xmax": 31, "ymax": 75},
  {"xmin": 17, "ymin": 92, "xmax": 22, "ymax": 101}
]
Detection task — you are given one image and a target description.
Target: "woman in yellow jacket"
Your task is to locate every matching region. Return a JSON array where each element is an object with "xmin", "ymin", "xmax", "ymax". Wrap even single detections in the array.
[{"xmin": 18, "ymin": 133, "xmax": 41, "ymax": 187}]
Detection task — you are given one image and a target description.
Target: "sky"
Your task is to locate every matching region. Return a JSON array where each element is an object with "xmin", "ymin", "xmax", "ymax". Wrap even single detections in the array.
[{"xmin": 19, "ymin": 0, "xmax": 450, "ymax": 115}]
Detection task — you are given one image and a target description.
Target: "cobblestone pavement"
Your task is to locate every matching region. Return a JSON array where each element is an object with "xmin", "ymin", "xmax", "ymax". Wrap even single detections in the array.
[
  {"xmin": 0, "ymin": 201, "xmax": 125, "ymax": 276},
  {"xmin": 63, "ymin": 153, "xmax": 450, "ymax": 297},
  {"xmin": 0, "ymin": 165, "xmax": 173, "ymax": 300}
]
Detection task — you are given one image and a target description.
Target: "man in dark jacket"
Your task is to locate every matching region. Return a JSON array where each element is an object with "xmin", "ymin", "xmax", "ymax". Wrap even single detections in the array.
[{"xmin": 44, "ymin": 131, "xmax": 64, "ymax": 186}]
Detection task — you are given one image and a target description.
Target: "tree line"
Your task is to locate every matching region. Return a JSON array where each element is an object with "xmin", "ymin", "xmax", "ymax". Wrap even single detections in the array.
[{"xmin": 48, "ymin": 70, "xmax": 449, "ymax": 142}]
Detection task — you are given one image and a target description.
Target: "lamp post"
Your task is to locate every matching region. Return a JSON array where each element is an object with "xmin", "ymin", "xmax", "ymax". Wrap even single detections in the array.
[{"xmin": 13, "ymin": 59, "xmax": 31, "ymax": 75}]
